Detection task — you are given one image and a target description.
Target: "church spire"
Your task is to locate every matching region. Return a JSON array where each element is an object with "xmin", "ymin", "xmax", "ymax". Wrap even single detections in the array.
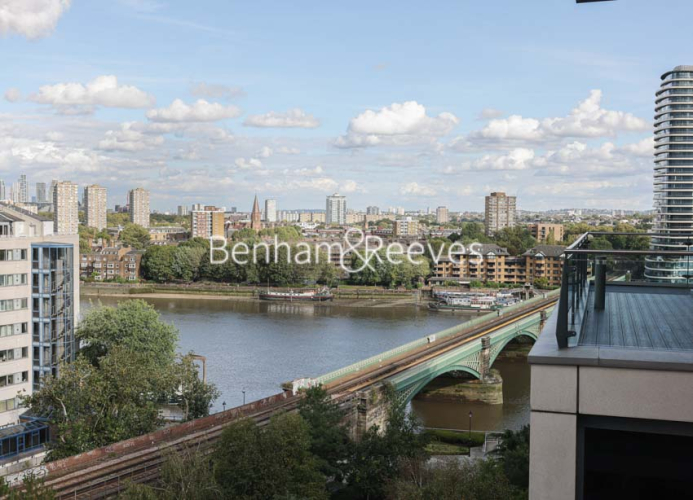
[{"xmin": 250, "ymin": 194, "xmax": 262, "ymax": 230}]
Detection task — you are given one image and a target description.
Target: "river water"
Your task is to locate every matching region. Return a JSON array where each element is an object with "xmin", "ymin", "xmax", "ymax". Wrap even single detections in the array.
[{"xmin": 80, "ymin": 295, "xmax": 531, "ymax": 431}]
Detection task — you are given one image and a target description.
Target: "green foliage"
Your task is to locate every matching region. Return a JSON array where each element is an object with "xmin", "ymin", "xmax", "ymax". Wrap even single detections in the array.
[
  {"xmin": 25, "ymin": 301, "xmax": 217, "ymax": 461},
  {"xmin": 492, "ymin": 425, "xmax": 530, "ymax": 493},
  {"xmin": 387, "ymin": 459, "xmax": 519, "ymax": 500},
  {"xmin": 347, "ymin": 387, "xmax": 429, "ymax": 499},
  {"xmin": 107, "ymin": 212, "xmax": 131, "ymax": 227},
  {"xmin": 0, "ymin": 473, "xmax": 56, "ymax": 499},
  {"xmin": 77, "ymin": 299, "xmax": 178, "ymax": 368},
  {"xmin": 349, "ymin": 250, "xmax": 429, "ymax": 288},
  {"xmin": 121, "ymin": 446, "xmax": 220, "ymax": 500},
  {"xmin": 424, "ymin": 429, "xmax": 485, "ymax": 447},
  {"xmin": 492, "ymin": 226, "xmax": 537, "ymax": 256},
  {"xmin": 298, "ymin": 387, "xmax": 352, "ymax": 481},
  {"xmin": 533, "ymin": 277, "xmax": 550, "ymax": 289},
  {"xmin": 150, "ymin": 213, "xmax": 190, "ymax": 229},
  {"xmin": 121, "ymin": 223, "xmax": 151, "ymax": 249},
  {"xmin": 213, "ymin": 414, "xmax": 328, "ymax": 500},
  {"xmin": 258, "ymin": 226, "xmax": 302, "ymax": 242}
]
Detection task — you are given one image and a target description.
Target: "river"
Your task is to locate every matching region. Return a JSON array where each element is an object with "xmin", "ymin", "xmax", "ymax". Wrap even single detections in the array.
[{"xmin": 80, "ymin": 294, "xmax": 531, "ymax": 432}]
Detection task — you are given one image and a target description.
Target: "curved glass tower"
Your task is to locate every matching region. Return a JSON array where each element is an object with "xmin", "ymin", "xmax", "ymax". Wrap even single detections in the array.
[{"xmin": 646, "ymin": 65, "xmax": 693, "ymax": 282}]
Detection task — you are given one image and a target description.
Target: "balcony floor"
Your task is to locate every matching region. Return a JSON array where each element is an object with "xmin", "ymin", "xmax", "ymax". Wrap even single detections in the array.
[{"xmin": 579, "ymin": 285, "xmax": 693, "ymax": 351}]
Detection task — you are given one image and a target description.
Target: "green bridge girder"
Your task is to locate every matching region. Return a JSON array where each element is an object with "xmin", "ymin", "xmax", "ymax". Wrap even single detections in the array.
[{"xmin": 388, "ymin": 307, "xmax": 552, "ymax": 406}]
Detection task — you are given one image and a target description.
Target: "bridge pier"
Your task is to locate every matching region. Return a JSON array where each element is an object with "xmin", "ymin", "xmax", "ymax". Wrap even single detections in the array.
[{"xmin": 413, "ymin": 369, "xmax": 503, "ymax": 405}]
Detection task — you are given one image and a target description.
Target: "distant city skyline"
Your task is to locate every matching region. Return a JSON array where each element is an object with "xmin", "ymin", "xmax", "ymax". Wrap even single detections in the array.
[{"xmin": 1, "ymin": 1, "xmax": 690, "ymax": 212}]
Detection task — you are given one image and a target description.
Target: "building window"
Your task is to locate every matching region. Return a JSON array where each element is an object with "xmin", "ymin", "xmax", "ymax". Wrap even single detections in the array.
[
  {"xmin": 0, "ymin": 347, "xmax": 28, "ymax": 363},
  {"xmin": 0, "ymin": 371, "xmax": 29, "ymax": 387},
  {"xmin": 0, "ymin": 274, "xmax": 28, "ymax": 287},
  {"xmin": 0, "ymin": 249, "xmax": 27, "ymax": 261},
  {"xmin": 0, "ymin": 398, "xmax": 17, "ymax": 413},
  {"xmin": 0, "ymin": 299, "xmax": 28, "ymax": 312},
  {"xmin": 0, "ymin": 322, "xmax": 28, "ymax": 337}
]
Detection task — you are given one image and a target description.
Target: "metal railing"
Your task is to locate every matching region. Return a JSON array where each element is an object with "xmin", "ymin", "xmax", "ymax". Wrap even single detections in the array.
[{"xmin": 555, "ymin": 232, "xmax": 693, "ymax": 348}]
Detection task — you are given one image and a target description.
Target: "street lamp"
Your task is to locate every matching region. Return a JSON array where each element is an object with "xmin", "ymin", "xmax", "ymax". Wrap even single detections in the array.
[
  {"xmin": 222, "ymin": 401, "xmax": 226, "ymax": 412},
  {"xmin": 468, "ymin": 411, "xmax": 473, "ymax": 439},
  {"xmin": 242, "ymin": 389, "xmax": 246, "ymax": 405}
]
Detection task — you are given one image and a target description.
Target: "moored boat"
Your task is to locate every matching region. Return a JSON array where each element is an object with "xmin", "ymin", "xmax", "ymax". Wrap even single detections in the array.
[{"xmin": 259, "ymin": 287, "xmax": 334, "ymax": 302}]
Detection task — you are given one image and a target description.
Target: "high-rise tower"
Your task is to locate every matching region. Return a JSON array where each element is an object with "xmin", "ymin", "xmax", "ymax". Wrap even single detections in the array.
[{"xmin": 647, "ymin": 65, "xmax": 693, "ymax": 282}]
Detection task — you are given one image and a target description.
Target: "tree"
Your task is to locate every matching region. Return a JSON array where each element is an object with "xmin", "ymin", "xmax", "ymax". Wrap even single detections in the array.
[
  {"xmin": 213, "ymin": 414, "xmax": 327, "ymax": 500},
  {"xmin": 0, "ymin": 473, "xmax": 56, "ymax": 499},
  {"xmin": 347, "ymin": 387, "xmax": 429, "ymax": 499},
  {"xmin": 298, "ymin": 387, "xmax": 352, "ymax": 482},
  {"xmin": 77, "ymin": 299, "xmax": 178, "ymax": 369},
  {"xmin": 141, "ymin": 245, "xmax": 176, "ymax": 282},
  {"xmin": 387, "ymin": 459, "xmax": 518, "ymax": 500},
  {"xmin": 25, "ymin": 301, "xmax": 218, "ymax": 460},
  {"xmin": 493, "ymin": 227, "xmax": 537, "ymax": 256},
  {"xmin": 533, "ymin": 277, "xmax": 549, "ymax": 289},
  {"xmin": 492, "ymin": 425, "xmax": 530, "ymax": 493},
  {"xmin": 121, "ymin": 223, "xmax": 151, "ymax": 249}
]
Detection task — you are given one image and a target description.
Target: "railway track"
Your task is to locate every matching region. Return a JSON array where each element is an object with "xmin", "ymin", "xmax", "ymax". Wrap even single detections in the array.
[{"xmin": 35, "ymin": 295, "xmax": 557, "ymax": 499}]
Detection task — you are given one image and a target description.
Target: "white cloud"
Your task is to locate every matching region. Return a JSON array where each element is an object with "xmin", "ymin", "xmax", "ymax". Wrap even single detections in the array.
[
  {"xmin": 288, "ymin": 165, "xmax": 323, "ymax": 177},
  {"xmin": 277, "ymin": 146, "xmax": 301, "ymax": 155},
  {"xmin": 340, "ymin": 180, "xmax": 362, "ymax": 193},
  {"xmin": 400, "ymin": 182, "xmax": 437, "ymax": 197},
  {"xmin": 468, "ymin": 90, "xmax": 647, "ymax": 146},
  {"xmin": 98, "ymin": 122, "xmax": 165, "ymax": 152},
  {"xmin": 620, "ymin": 136, "xmax": 654, "ymax": 157},
  {"xmin": 336, "ymin": 101, "xmax": 458, "ymax": 148},
  {"xmin": 45, "ymin": 131, "xmax": 64, "ymax": 141},
  {"xmin": 190, "ymin": 82, "xmax": 245, "ymax": 100},
  {"xmin": 4, "ymin": 88, "xmax": 21, "ymax": 102},
  {"xmin": 477, "ymin": 108, "xmax": 504, "ymax": 120},
  {"xmin": 235, "ymin": 157, "xmax": 262, "ymax": 169},
  {"xmin": 460, "ymin": 148, "xmax": 536, "ymax": 171},
  {"xmin": 146, "ymin": 98, "xmax": 241, "ymax": 122},
  {"xmin": 118, "ymin": 0, "xmax": 163, "ymax": 13},
  {"xmin": 255, "ymin": 146, "xmax": 273, "ymax": 158},
  {"xmin": 30, "ymin": 75, "xmax": 155, "ymax": 111},
  {"xmin": 244, "ymin": 108, "xmax": 320, "ymax": 128},
  {"xmin": 0, "ymin": 0, "xmax": 71, "ymax": 39}
]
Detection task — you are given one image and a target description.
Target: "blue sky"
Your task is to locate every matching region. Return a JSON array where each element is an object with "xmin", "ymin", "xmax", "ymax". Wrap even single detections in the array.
[{"xmin": 0, "ymin": 0, "xmax": 690, "ymax": 212}]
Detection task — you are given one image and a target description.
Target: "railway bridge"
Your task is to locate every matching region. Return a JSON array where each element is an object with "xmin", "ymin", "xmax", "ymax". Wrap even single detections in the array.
[{"xmin": 10, "ymin": 290, "xmax": 558, "ymax": 498}]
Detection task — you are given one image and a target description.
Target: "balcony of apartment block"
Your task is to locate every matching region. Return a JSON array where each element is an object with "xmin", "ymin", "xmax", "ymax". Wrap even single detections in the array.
[{"xmin": 527, "ymin": 232, "xmax": 693, "ymax": 500}]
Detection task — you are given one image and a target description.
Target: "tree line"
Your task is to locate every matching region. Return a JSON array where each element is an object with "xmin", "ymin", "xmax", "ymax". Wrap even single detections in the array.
[{"xmin": 121, "ymin": 386, "xmax": 531, "ymax": 500}]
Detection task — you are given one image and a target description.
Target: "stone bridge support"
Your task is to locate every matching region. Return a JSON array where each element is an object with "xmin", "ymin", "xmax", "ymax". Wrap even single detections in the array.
[{"xmin": 339, "ymin": 384, "xmax": 391, "ymax": 442}]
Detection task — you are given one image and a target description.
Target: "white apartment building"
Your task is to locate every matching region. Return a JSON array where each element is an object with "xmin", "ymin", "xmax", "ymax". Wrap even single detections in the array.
[
  {"xmin": 53, "ymin": 181, "xmax": 79, "ymax": 235},
  {"xmin": 326, "ymin": 193, "xmax": 347, "ymax": 225},
  {"xmin": 265, "ymin": 199, "xmax": 277, "ymax": 223},
  {"xmin": 0, "ymin": 204, "xmax": 79, "ymax": 430},
  {"xmin": 84, "ymin": 184, "xmax": 107, "ymax": 231},
  {"xmin": 129, "ymin": 188, "xmax": 150, "ymax": 228}
]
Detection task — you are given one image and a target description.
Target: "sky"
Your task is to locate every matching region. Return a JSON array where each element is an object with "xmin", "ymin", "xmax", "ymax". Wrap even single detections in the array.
[{"xmin": 0, "ymin": 0, "xmax": 690, "ymax": 213}]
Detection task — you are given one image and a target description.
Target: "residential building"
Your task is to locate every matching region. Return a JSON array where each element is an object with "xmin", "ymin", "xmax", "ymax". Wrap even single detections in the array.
[
  {"xmin": 528, "ymin": 232, "xmax": 693, "ymax": 499},
  {"xmin": 177, "ymin": 205, "xmax": 189, "ymax": 217},
  {"xmin": 0, "ymin": 181, "xmax": 5, "ymax": 201},
  {"xmin": 35, "ymin": 183, "xmax": 47, "ymax": 203},
  {"xmin": 148, "ymin": 226, "xmax": 188, "ymax": 245},
  {"xmin": 17, "ymin": 175, "xmax": 27, "ymax": 204},
  {"xmin": 647, "ymin": 65, "xmax": 693, "ymax": 282},
  {"xmin": 84, "ymin": 184, "xmax": 107, "ymax": 231},
  {"xmin": 394, "ymin": 217, "xmax": 420, "ymax": 236},
  {"xmin": 346, "ymin": 212, "xmax": 365, "ymax": 225},
  {"xmin": 0, "ymin": 204, "xmax": 79, "ymax": 432},
  {"xmin": 485, "ymin": 192, "xmax": 516, "ymax": 236},
  {"xmin": 128, "ymin": 188, "xmax": 150, "ymax": 228},
  {"xmin": 80, "ymin": 247, "xmax": 142, "ymax": 282},
  {"xmin": 191, "ymin": 206, "xmax": 225, "ymax": 238},
  {"xmin": 53, "ymin": 181, "xmax": 79, "ymax": 235},
  {"xmin": 528, "ymin": 223, "xmax": 564, "ymax": 243},
  {"xmin": 265, "ymin": 199, "xmax": 277, "ymax": 223},
  {"xmin": 366, "ymin": 206, "xmax": 380, "ymax": 216},
  {"xmin": 326, "ymin": 193, "xmax": 347, "ymax": 225},
  {"xmin": 250, "ymin": 195, "xmax": 262, "ymax": 231},
  {"xmin": 431, "ymin": 244, "xmax": 564, "ymax": 286},
  {"xmin": 436, "ymin": 206, "xmax": 449, "ymax": 224}
]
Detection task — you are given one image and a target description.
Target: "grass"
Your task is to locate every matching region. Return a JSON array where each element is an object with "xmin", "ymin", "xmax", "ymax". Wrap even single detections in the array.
[
  {"xmin": 425, "ymin": 442, "xmax": 470, "ymax": 456},
  {"xmin": 424, "ymin": 429, "xmax": 486, "ymax": 447}
]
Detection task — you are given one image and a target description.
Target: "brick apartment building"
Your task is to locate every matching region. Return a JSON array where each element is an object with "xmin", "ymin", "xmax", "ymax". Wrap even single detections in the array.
[
  {"xmin": 432, "ymin": 244, "xmax": 564, "ymax": 287},
  {"xmin": 80, "ymin": 247, "xmax": 143, "ymax": 281}
]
